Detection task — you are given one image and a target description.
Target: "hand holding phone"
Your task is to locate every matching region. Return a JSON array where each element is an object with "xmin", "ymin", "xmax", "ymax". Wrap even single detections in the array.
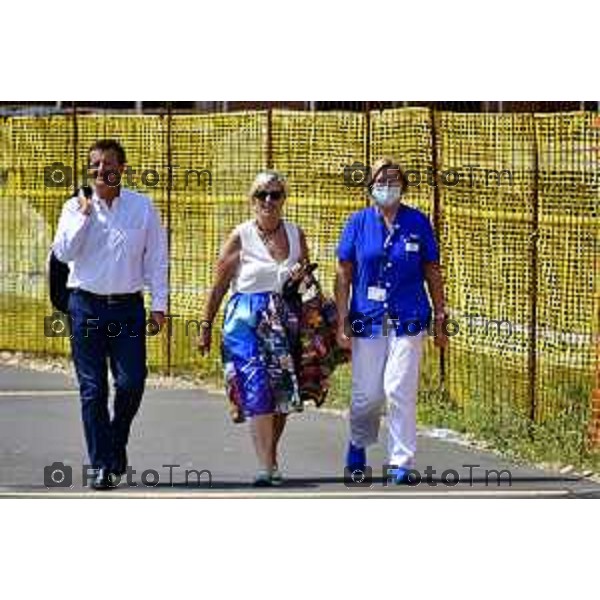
[{"xmin": 78, "ymin": 185, "xmax": 93, "ymax": 215}]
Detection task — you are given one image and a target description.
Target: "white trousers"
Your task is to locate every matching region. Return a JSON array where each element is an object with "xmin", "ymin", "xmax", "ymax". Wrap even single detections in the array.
[{"xmin": 350, "ymin": 331, "xmax": 425, "ymax": 468}]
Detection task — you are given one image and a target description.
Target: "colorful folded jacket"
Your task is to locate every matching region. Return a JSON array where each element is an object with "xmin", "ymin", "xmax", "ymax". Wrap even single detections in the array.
[{"xmin": 282, "ymin": 262, "xmax": 349, "ymax": 408}]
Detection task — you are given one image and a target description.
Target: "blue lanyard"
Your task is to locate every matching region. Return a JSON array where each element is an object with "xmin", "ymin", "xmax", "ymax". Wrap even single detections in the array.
[{"xmin": 376, "ymin": 212, "xmax": 401, "ymax": 287}]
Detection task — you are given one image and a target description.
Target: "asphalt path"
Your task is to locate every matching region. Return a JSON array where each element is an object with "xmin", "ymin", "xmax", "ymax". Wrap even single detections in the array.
[{"xmin": 1, "ymin": 365, "xmax": 598, "ymax": 498}]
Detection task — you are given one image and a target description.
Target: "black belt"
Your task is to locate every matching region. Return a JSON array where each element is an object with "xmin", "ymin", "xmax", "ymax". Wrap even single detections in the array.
[{"xmin": 75, "ymin": 288, "xmax": 143, "ymax": 303}]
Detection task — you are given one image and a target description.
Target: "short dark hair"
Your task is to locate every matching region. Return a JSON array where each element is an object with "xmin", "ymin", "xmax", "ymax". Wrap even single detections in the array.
[{"xmin": 89, "ymin": 139, "xmax": 126, "ymax": 164}]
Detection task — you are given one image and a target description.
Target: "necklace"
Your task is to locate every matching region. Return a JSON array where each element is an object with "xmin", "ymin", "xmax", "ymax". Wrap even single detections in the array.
[{"xmin": 255, "ymin": 219, "xmax": 283, "ymax": 246}]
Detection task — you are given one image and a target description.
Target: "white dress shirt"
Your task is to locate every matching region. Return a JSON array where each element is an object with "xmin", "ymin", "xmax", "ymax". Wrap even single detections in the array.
[{"xmin": 52, "ymin": 188, "xmax": 168, "ymax": 312}]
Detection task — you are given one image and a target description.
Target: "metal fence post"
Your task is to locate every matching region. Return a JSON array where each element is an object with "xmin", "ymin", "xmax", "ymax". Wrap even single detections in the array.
[
  {"xmin": 588, "ymin": 106, "xmax": 600, "ymax": 448},
  {"xmin": 587, "ymin": 110, "xmax": 600, "ymax": 448},
  {"xmin": 266, "ymin": 106, "xmax": 273, "ymax": 170},
  {"xmin": 529, "ymin": 113, "xmax": 540, "ymax": 426},
  {"xmin": 429, "ymin": 107, "xmax": 446, "ymax": 386},
  {"xmin": 71, "ymin": 101, "xmax": 78, "ymax": 194},
  {"xmin": 166, "ymin": 101, "xmax": 173, "ymax": 376},
  {"xmin": 364, "ymin": 101, "xmax": 371, "ymax": 207},
  {"xmin": 589, "ymin": 306, "xmax": 600, "ymax": 447}
]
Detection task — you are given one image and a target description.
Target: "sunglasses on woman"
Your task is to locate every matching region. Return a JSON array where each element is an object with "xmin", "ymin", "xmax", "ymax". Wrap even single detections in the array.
[{"xmin": 254, "ymin": 190, "xmax": 284, "ymax": 201}]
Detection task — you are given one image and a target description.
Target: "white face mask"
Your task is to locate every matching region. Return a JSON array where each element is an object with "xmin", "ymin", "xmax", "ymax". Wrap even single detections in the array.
[{"xmin": 371, "ymin": 184, "xmax": 401, "ymax": 207}]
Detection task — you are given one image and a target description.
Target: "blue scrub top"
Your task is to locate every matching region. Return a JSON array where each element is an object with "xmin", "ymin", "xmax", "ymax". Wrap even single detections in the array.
[{"xmin": 337, "ymin": 204, "xmax": 439, "ymax": 336}]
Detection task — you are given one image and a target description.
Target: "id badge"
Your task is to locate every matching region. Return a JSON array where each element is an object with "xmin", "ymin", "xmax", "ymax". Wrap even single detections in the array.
[
  {"xmin": 367, "ymin": 286, "xmax": 387, "ymax": 302},
  {"xmin": 405, "ymin": 241, "xmax": 420, "ymax": 252}
]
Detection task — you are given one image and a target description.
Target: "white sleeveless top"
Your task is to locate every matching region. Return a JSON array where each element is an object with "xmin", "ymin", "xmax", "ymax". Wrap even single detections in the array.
[{"xmin": 231, "ymin": 219, "xmax": 301, "ymax": 294}]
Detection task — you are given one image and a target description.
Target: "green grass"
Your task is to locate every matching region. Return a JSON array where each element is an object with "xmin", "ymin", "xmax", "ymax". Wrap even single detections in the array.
[{"xmin": 415, "ymin": 370, "xmax": 600, "ymax": 472}]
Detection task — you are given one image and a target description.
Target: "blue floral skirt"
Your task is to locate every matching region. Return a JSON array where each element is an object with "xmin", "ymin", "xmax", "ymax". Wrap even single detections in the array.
[{"xmin": 221, "ymin": 291, "xmax": 302, "ymax": 421}]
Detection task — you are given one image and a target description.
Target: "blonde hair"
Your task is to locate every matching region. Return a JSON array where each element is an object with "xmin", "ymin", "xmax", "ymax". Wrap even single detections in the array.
[
  {"xmin": 368, "ymin": 157, "xmax": 408, "ymax": 191},
  {"xmin": 248, "ymin": 170, "xmax": 288, "ymax": 200}
]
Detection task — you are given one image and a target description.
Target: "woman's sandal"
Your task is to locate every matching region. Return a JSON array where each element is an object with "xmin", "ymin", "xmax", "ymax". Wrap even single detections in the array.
[
  {"xmin": 271, "ymin": 467, "xmax": 283, "ymax": 486},
  {"xmin": 253, "ymin": 469, "xmax": 273, "ymax": 487}
]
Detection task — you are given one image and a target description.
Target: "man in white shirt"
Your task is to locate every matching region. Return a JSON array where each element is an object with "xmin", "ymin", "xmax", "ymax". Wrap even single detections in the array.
[{"xmin": 52, "ymin": 139, "xmax": 168, "ymax": 490}]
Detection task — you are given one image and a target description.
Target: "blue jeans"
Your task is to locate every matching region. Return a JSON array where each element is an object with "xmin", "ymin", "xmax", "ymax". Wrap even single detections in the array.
[{"xmin": 68, "ymin": 289, "xmax": 147, "ymax": 471}]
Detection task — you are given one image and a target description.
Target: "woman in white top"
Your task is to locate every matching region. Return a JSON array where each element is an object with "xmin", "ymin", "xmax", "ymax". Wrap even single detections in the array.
[{"xmin": 199, "ymin": 171, "xmax": 309, "ymax": 486}]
